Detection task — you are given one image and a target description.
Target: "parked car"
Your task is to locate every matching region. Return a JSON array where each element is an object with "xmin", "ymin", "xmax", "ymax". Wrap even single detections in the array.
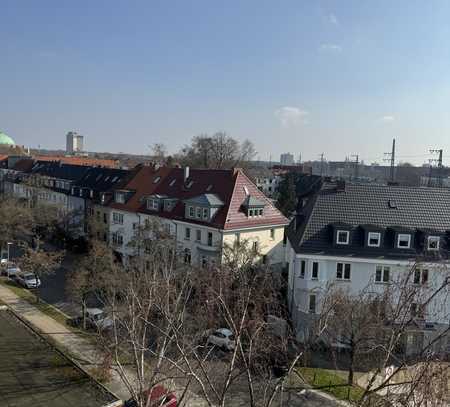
[
  {"xmin": 124, "ymin": 385, "xmax": 177, "ymax": 407},
  {"xmin": 207, "ymin": 328, "xmax": 235, "ymax": 351},
  {"xmin": 4, "ymin": 263, "xmax": 21, "ymax": 278},
  {"xmin": 69, "ymin": 308, "xmax": 113, "ymax": 331},
  {"xmin": 16, "ymin": 272, "xmax": 41, "ymax": 289}
]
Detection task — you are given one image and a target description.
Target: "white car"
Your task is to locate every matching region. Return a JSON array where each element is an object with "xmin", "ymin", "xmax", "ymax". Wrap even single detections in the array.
[
  {"xmin": 207, "ymin": 328, "xmax": 236, "ymax": 351},
  {"xmin": 5, "ymin": 263, "xmax": 21, "ymax": 278},
  {"xmin": 16, "ymin": 272, "xmax": 41, "ymax": 289},
  {"xmin": 85, "ymin": 308, "xmax": 113, "ymax": 330}
]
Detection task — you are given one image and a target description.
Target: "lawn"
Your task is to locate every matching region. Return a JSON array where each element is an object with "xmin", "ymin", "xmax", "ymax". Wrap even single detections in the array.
[{"xmin": 297, "ymin": 367, "xmax": 365, "ymax": 402}]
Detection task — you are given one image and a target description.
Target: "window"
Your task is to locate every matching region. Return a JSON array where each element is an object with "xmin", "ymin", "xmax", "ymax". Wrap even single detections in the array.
[
  {"xmin": 270, "ymin": 229, "xmax": 275, "ymax": 240},
  {"xmin": 300, "ymin": 260, "xmax": 306, "ymax": 278},
  {"xmin": 397, "ymin": 234, "xmax": 411, "ymax": 248},
  {"xmin": 312, "ymin": 262, "xmax": 319, "ymax": 279},
  {"xmin": 184, "ymin": 248, "xmax": 191, "ymax": 264},
  {"xmin": 112, "ymin": 233, "xmax": 123, "ymax": 246},
  {"xmin": 203, "ymin": 208, "xmax": 209, "ymax": 220},
  {"xmin": 115, "ymin": 192, "xmax": 125, "ymax": 204},
  {"xmin": 414, "ymin": 268, "xmax": 429, "ymax": 285},
  {"xmin": 336, "ymin": 263, "xmax": 351, "ymax": 280},
  {"xmin": 112, "ymin": 212, "xmax": 123, "ymax": 224},
  {"xmin": 309, "ymin": 294, "xmax": 316, "ymax": 314},
  {"xmin": 252, "ymin": 241, "xmax": 258, "ymax": 252},
  {"xmin": 336, "ymin": 230, "xmax": 349, "ymax": 245},
  {"xmin": 185, "ymin": 227, "xmax": 191, "ymax": 240},
  {"xmin": 410, "ymin": 303, "xmax": 425, "ymax": 319},
  {"xmin": 153, "ymin": 176, "xmax": 161, "ymax": 184},
  {"xmin": 148, "ymin": 199, "xmax": 159, "ymax": 210},
  {"xmin": 132, "ymin": 222, "xmax": 138, "ymax": 230},
  {"xmin": 207, "ymin": 232, "xmax": 213, "ymax": 246},
  {"xmin": 196, "ymin": 207, "xmax": 202, "ymax": 219},
  {"xmin": 169, "ymin": 179, "xmax": 176, "ymax": 187},
  {"xmin": 258, "ymin": 208, "xmax": 263, "ymax": 216},
  {"xmin": 375, "ymin": 266, "xmax": 390, "ymax": 283},
  {"xmin": 103, "ymin": 213, "xmax": 107, "ymax": 224},
  {"xmin": 188, "ymin": 206, "xmax": 194, "ymax": 217},
  {"xmin": 164, "ymin": 223, "xmax": 171, "ymax": 235},
  {"xmin": 368, "ymin": 232, "xmax": 381, "ymax": 247},
  {"xmin": 249, "ymin": 209, "xmax": 254, "ymax": 217},
  {"xmin": 196, "ymin": 230, "xmax": 201, "ymax": 242},
  {"xmin": 427, "ymin": 236, "xmax": 440, "ymax": 251},
  {"xmin": 235, "ymin": 233, "xmax": 240, "ymax": 244}
]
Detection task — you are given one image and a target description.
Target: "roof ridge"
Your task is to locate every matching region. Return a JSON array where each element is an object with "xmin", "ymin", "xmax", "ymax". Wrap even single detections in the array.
[{"xmin": 222, "ymin": 169, "xmax": 240, "ymax": 225}]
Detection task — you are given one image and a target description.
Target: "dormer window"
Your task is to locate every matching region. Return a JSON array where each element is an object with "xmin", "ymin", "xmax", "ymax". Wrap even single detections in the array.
[
  {"xmin": 368, "ymin": 232, "xmax": 381, "ymax": 247},
  {"xmin": 202, "ymin": 208, "xmax": 209, "ymax": 220},
  {"xmin": 427, "ymin": 236, "xmax": 440, "ymax": 251},
  {"xmin": 115, "ymin": 192, "xmax": 125, "ymax": 204},
  {"xmin": 188, "ymin": 206, "xmax": 194, "ymax": 217},
  {"xmin": 397, "ymin": 234, "xmax": 411, "ymax": 249},
  {"xmin": 336, "ymin": 230, "xmax": 349, "ymax": 245},
  {"xmin": 147, "ymin": 198, "xmax": 159, "ymax": 211},
  {"xmin": 196, "ymin": 207, "xmax": 202, "ymax": 219}
]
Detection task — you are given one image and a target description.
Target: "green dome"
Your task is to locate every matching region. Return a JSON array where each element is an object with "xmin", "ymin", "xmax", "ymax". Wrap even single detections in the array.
[{"xmin": 0, "ymin": 132, "xmax": 15, "ymax": 146}]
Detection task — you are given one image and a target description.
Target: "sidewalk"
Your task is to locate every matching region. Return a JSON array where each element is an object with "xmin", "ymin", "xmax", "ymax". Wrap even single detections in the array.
[{"xmin": 0, "ymin": 283, "xmax": 133, "ymax": 401}]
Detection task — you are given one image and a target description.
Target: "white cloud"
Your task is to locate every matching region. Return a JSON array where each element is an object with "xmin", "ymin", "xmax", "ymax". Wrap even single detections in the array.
[
  {"xmin": 327, "ymin": 13, "xmax": 339, "ymax": 25},
  {"xmin": 380, "ymin": 115, "xmax": 395, "ymax": 122},
  {"xmin": 319, "ymin": 43, "xmax": 342, "ymax": 53},
  {"xmin": 275, "ymin": 107, "xmax": 309, "ymax": 127}
]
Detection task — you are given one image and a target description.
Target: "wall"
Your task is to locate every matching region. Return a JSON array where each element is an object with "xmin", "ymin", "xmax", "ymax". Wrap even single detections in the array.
[{"xmin": 222, "ymin": 225, "xmax": 286, "ymax": 265}]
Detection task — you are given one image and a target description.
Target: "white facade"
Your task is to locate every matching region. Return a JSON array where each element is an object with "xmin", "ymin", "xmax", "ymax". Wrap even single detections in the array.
[
  {"xmin": 66, "ymin": 131, "xmax": 84, "ymax": 153},
  {"xmin": 280, "ymin": 153, "xmax": 294, "ymax": 166},
  {"xmin": 254, "ymin": 175, "xmax": 281, "ymax": 197},
  {"xmin": 287, "ymin": 245, "xmax": 450, "ymax": 352}
]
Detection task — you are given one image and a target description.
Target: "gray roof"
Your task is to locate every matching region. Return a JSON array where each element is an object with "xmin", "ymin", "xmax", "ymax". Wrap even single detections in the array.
[
  {"xmin": 184, "ymin": 193, "xmax": 224, "ymax": 207},
  {"xmin": 243, "ymin": 195, "xmax": 266, "ymax": 207},
  {"xmin": 289, "ymin": 183, "xmax": 450, "ymax": 259}
]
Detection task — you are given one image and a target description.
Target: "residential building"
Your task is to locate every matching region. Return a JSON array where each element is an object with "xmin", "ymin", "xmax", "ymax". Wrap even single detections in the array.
[
  {"xmin": 286, "ymin": 181, "xmax": 450, "ymax": 355},
  {"xmin": 108, "ymin": 166, "xmax": 288, "ymax": 267},
  {"xmin": 244, "ymin": 167, "xmax": 281, "ymax": 197},
  {"xmin": 66, "ymin": 131, "xmax": 84, "ymax": 154},
  {"xmin": 35, "ymin": 155, "xmax": 118, "ymax": 168},
  {"xmin": 280, "ymin": 153, "xmax": 294, "ymax": 166}
]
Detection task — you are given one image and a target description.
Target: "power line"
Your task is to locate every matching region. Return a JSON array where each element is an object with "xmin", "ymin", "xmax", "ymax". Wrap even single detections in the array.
[{"xmin": 383, "ymin": 138, "xmax": 396, "ymax": 183}]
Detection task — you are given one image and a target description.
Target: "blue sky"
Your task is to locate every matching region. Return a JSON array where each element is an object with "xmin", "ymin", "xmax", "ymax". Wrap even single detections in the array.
[{"xmin": 2, "ymin": 0, "xmax": 450, "ymax": 164}]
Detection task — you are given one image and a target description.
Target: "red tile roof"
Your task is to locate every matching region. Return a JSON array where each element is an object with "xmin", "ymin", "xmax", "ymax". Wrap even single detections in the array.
[
  {"xmin": 35, "ymin": 155, "xmax": 118, "ymax": 168},
  {"xmin": 109, "ymin": 166, "xmax": 288, "ymax": 230}
]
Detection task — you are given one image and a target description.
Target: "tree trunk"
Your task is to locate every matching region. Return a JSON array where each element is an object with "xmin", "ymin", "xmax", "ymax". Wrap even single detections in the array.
[
  {"xmin": 82, "ymin": 300, "xmax": 87, "ymax": 330},
  {"xmin": 348, "ymin": 344, "xmax": 355, "ymax": 385}
]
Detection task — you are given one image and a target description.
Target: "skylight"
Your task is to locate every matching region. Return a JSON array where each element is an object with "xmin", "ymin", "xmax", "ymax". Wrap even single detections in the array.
[
  {"xmin": 206, "ymin": 184, "xmax": 213, "ymax": 191},
  {"xmin": 169, "ymin": 179, "xmax": 176, "ymax": 187},
  {"xmin": 388, "ymin": 199, "xmax": 398, "ymax": 209},
  {"xmin": 153, "ymin": 176, "xmax": 161, "ymax": 184},
  {"xmin": 243, "ymin": 186, "xmax": 249, "ymax": 196}
]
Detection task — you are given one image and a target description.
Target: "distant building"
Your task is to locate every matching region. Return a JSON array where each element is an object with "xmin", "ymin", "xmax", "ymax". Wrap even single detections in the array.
[
  {"xmin": 66, "ymin": 131, "xmax": 84, "ymax": 154},
  {"xmin": 280, "ymin": 153, "xmax": 294, "ymax": 166}
]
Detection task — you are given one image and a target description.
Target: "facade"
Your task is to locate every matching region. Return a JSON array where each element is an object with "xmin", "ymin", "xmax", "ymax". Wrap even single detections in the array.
[
  {"xmin": 287, "ymin": 181, "xmax": 450, "ymax": 354},
  {"xmin": 107, "ymin": 166, "xmax": 288, "ymax": 267},
  {"xmin": 66, "ymin": 131, "xmax": 84, "ymax": 154},
  {"xmin": 280, "ymin": 153, "xmax": 294, "ymax": 166},
  {"xmin": 244, "ymin": 167, "xmax": 281, "ymax": 197}
]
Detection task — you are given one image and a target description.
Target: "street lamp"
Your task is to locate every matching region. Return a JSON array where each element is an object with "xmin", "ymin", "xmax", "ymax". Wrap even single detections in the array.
[{"xmin": 7, "ymin": 242, "xmax": 12, "ymax": 263}]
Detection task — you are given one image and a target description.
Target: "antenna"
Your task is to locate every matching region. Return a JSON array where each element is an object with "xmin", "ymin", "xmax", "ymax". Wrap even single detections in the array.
[
  {"xmin": 351, "ymin": 154, "xmax": 359, "ymax": 180},
  {"xmin": 384, "ymin": 138, "xmax": 396, "ymax": 183},
  {"xmin": 429, "ymin": 148, "xmax": 443, "ymax": 187}
]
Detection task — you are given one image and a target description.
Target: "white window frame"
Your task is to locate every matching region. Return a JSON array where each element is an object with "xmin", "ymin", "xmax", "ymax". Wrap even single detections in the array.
[
  {"xmin": 196, "ymin": 207, "xmax": 202, "ymax": 219},
  {"xmin": 185, "ymin": 227, "xmax": 191, "ymax": 240},
  {"xmin": 112, "ymin": 212, "xmax": 123, "ymax": 225},
  {"xmin": 427, "ymin": 236, "xmax": 440, "ymax": 251},
  {"xmin": 196, "ymin": 229, "xmax": 201, "ymax": 242},
  {"xmin": 397, "ymin": 234, "xmax": 411, "ymax": 249},
  {"xmin": 115, "ymin": 192, "xmax": 125, "ymax": 204},
  {"xmin": 336, "ymin": 262, "xmax": 351, "ymax": 280},
  {"xmin": 368, "ymin": 232, "xmax": 381, "ymax": 247},
  {"xmin": 336, "ymin": 230, "xmax": 349, "ymax": 245},
  {"xmin": 375, "ymin": 265, "xmax": 390, "ymax": 283},
  {"xmin": 188, "ymin": 206, "xmax": 194, "ymax": 218},
  {"xmin": 202, "ymin": 207, "xmax": 209, "ymax": 220},
  {"xmin": 300, "ymin": 260, "xmax": 306, "ymax": 279}
]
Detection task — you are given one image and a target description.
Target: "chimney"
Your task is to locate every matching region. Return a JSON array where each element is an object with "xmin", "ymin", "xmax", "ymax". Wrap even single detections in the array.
[{"xmin": 184, "ymin": 166, "xmax": 190, "ymax": 182}]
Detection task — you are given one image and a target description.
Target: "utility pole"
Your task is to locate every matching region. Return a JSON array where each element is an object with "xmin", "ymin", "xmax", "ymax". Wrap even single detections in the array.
[
  {"xmin": 429, "ymin": 149, "xmax": 443, "ymax": 187},
  {"xmin": 319, "ymin": 153, "xmax": 325, "ymax": 176},
  {"xmin": 384, "ymin": 138, "xmax": 396, "ymax": 183},
  {"xmin": 351, "ymin": 154, "xmax": 359, "ymax": 180}
]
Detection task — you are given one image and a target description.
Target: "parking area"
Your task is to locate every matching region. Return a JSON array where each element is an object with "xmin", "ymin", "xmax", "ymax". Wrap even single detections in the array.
[{"xmin": 0, "ymin": 308, "xmax": 119, "ymax": 407}]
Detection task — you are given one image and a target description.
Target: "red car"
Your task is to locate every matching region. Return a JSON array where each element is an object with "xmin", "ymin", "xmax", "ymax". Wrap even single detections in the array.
[{"xmin": 124, "ymin": 385, "xmax": 177, "ymax": 407}]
